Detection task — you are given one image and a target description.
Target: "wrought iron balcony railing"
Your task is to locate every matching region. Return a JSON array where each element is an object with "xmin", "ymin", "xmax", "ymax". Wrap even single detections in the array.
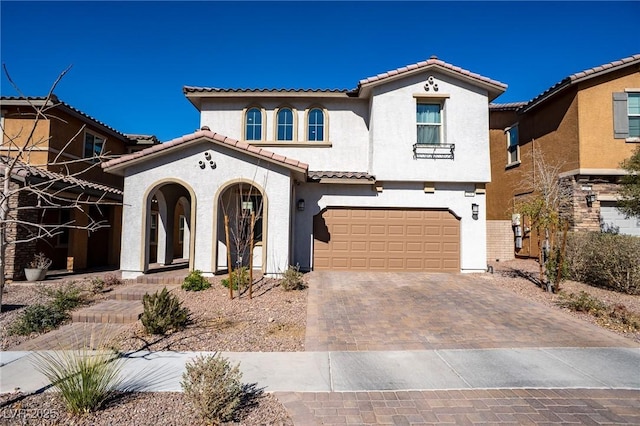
[{"xmin": 413, "ymin": 143, "xmax": 455, "ymax": 160}]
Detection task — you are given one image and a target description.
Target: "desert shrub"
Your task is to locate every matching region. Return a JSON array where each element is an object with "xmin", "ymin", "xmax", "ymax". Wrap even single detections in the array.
[
  {"xmin": 279, "ymin": 265, "xmax": 306, "ymax": 291},
  {"xmin": 41, "ymin": 282, "xmax": 85, "ymax": 312},
  {"xmin": 181, "ymin": 354, "xmax": 243, "ymax": 425},
  {"xmin": 556, "ymin": 291, "xmax": 606, "ymax": 314},
  {"xmin": 182, "ymin": 270, "xmax": 211, "ymax": 292},
  {"xmin": 221, "ymin": 267, "xmax": 249, "ymax": 291},
  {"xmin": 9, "ymin": 304, "xmax": 67, "ymax": 335},
  {"xmin": 90, "ymin": 277, "xmax": 106, "ymax": 294},
  {"xmin": 32, "ymin": 346, "xmax": 123, "ymax": 414},
  {"xmin": 103, "ymin": 273, "xmax": 123, "ymax": 287},
  {"xmin": 140, "ymin": 288, "xmax": 190, "ymax": 335},
  {"xmin": 565, "ymin": 232, "xmax": 640, "ymax": 294}
]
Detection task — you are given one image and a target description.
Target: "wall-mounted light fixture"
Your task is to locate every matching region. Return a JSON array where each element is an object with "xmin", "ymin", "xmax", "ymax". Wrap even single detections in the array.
[
  {"xmin": 297, "ymin": 199, "xmax": 305, "ymax": 211},
  {"xmin": 585, "ymin": 192, "xmax": 597, "ymax": 207},
  {"xmin": 472, "ymin": 203, "xmax": 479, "ymax": 220}
]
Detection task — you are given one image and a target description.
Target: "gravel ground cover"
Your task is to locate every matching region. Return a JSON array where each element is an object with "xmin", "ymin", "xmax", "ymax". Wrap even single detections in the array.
[
  {"xmin": 0, "ymin": 390, "xmax": 293, "ymax": 426},
  {"xmin": 487, "ymin": 258, "xmax": 640, "ymax": 344},
  {"xmin": 114, "ymin": 276, "xmax": 307, "ymax": 353},
  {"xmin": 1, "ymin": 277, "xmax": 119, "ymax": 351}
]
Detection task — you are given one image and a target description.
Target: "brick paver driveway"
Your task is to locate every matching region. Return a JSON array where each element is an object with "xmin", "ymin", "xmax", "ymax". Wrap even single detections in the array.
[{"xmin": 304, "ymin": 271, "xmax": 638, "ymax": 351}]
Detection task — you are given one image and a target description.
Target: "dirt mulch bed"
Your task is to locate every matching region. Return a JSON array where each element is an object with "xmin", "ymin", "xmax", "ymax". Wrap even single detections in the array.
[
  {"xmin": 488, "ymin": 258, "xmax": 640, "ymax": 344},
  {"xmin": 0, "ymin": 390, "xmax": 293, "ymax": 426},
  {"xmin": 112, "ymin": 276, "xmax": 308, "ymax": 353}
]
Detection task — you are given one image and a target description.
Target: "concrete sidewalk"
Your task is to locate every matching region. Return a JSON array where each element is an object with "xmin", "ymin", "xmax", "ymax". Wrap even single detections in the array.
[{"xmin": 2, "ymin": 347, "xmax": 639, "ymax": 394}]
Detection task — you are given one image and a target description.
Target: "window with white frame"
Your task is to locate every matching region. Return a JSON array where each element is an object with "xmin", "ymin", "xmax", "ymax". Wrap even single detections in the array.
[
  {"xmin": 245, "ymin": 107, "xmax": 262, "ymax": 140},
  {"xmin": 629, "ymin": 93, "xmax": 640, "ymax": 138},
  {"xmin": 277, "ymin": 108, "xmax": 294, "ymax": 141},
  {"xmin": 307, "ymin": 108, "xmax": 324, "ymax": 141},
  {"xmin": 416, "ymin": 103, "xmax": 442, "ymax": 144},
  {"xmin": 506, "ymin": 124, "xmax": 519, "ymax": 165},
  {"xmin": 84, "ymin": 132, "xmax": 104, "ymax": 159}
]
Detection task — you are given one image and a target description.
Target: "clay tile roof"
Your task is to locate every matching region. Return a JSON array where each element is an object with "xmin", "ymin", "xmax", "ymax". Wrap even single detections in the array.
[
  {"xmin": 308, "ymin": 171, "xmax": 376, "ymax": 182},
  {"xmin": 102, "ymin": 130, "xmax": 309, "ymax": 173},
  {"xmin": 489, "ymin": 102, "xmax": 528, "ymax": 111},
  {"xmin": 1, "ymin": 156, "xmax": 122, "ymax": 196},
  {"xmin": 358, "ymin": 57, "xmax": 507, "ymax": 90},
  {"xmin": 0, "ymin": 95, "xmax": 130, "ymax": 140},
  {"xmin": 522, "ymin": 53, "xmax": 640, "ymax": 112},
  {"xmin": 183, "ymin": 86, "xmax": 350, "ymax": 94}
]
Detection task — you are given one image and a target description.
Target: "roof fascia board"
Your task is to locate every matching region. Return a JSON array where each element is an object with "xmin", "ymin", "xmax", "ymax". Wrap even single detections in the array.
[
  {"xmin": 104, "ymin": 136, "xmax": 307, "ymax": 175},
  {"xmin": 358, "ymin": 64, "xmax": 506, "ymax": 99},
  {"xmin": 558, "ymin": 168, "xmax": 629, "ymax": 178},
  {"xmin": 2, "ymin": 99, "xmax": 127, "ymax": 141}
]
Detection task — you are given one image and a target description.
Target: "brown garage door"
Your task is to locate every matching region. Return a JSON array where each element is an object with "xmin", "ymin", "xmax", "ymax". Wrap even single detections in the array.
[{"xmin": 313, "ymin": 208, "xmax": 460, "ymax": 272}]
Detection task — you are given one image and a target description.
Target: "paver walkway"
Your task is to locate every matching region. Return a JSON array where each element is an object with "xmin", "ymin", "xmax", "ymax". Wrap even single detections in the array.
[{"xmin": 305, "ymin": 271, "xmax": 637, "ymax": 351}]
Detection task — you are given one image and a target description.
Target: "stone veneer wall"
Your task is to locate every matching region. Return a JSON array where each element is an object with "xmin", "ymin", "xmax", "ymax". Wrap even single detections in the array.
[
  {"xmin": 564, "ymin": 176, "xmax": 620, "ymax": 232},
  {"xmin": 486, "ymin": 220, "xmax": 515, "ymax": 262},
  {"xmin": 4, "ymin": 180, "xmax": 38, "ymax": 281}
]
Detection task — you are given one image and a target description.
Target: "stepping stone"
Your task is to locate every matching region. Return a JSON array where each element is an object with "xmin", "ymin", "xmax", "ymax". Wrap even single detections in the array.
[
  {"xmin": 72, "ymin": 300, "xmax": 143, "ymax": 324},
  {"xmin": 13, "ymin": 323, "xmax": 126, "ymax": 350},
  {"xmin": 110, "ymin": 283, "xmax": 180, "ymax": 301}
]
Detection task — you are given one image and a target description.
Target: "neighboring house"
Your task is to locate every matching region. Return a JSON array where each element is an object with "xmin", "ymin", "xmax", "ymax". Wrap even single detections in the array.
[
  {"xmin": 487, "ymin": 53, "xmax": 640, "ymax": 260},
  {"xmin": 0, "ymin": 95, "xmax": 158, "ymax": 278},
  {"xmin": 103, "ymin": 56, "xmax": 506, "ymax": 279}
]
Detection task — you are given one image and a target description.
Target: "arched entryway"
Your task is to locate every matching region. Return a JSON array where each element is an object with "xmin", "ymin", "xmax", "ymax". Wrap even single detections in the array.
[
  {"xmin": 215, "ymin": 180, "xmax": 266, "ymax": 273},
  {"xmin": 143, "ymin": 181, "xmax": 195, "ymax": 272}
]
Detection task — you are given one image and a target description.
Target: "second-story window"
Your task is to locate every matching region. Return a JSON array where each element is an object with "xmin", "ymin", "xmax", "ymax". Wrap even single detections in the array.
[
  {"xmin": 506, "ymin": 125, "xmax": 519, "ymax": 165},
  {"xmin": 416, "ymin": 103, "xmax": 441, "ymax": 144},
  {"xmin": 84, "ymin": 132, "xmax": 105, "ymax": 159},
  {"xmin": 308, "ymin": 108, "xmax": 324, "ymax": 141},
  {"xmin": 245, "ymin": 107, "xmax": 262, "ymax": 140},
  {"xmin": 277, "ymin": 108, "xmax": 294, "ymax": 141},
  {"xmin": 629, "ymin": 93, "xmax": 640, "ymax": 138}
]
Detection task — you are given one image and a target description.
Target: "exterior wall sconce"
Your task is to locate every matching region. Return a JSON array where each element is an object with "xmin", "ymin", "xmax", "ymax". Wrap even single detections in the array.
[
  {"xmin": 472, "ymin": 203, "xmax": 479, "ymax": 220},
  {"xmin": 297, "ymin": 199, "xmax": 305, "ymax": 211},
  {"xmin": 586, "ymin": 192, "xmax": 597, "ymax": 207}
]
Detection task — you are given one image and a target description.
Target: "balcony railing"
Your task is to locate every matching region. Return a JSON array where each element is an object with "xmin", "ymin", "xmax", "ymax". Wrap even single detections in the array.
[{"xmin": 413, "ymin": 143, "xmax": 455, "ymax": 160}]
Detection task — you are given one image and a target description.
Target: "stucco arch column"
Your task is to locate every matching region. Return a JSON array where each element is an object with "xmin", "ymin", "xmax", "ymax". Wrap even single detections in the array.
[{"xmin": 120, "ymin": 181, "xmax": 145, "ymax": 279}]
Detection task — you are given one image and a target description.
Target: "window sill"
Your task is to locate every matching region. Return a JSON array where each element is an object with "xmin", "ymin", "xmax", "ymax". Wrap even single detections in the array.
[
  {"xmin": 625, "ymin": 137, "xmax": 640, "ymax": 143},
  {"xmin": 505, "ymin": 161, "xmax": 521, "ymax": 170},
  {"xmin": 246, "ymin": 140, "xmax": 332, "ymax": 148}
]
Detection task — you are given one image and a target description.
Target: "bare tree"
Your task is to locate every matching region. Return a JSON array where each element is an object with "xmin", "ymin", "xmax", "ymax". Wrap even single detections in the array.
[
  {"xmin": 513, "ymin": 147, "xmax": 573, "ymax": 292},
  {"xmin": 220, "ymin": 179, "xmax": 265, "ymax": 299},
  {"xmin": 1, "ymin": 66, "xmax": 118, "ymax": 309}
]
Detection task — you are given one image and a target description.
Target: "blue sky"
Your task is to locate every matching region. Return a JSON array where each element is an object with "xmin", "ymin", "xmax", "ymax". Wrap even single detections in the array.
[{"xmin": 1, "ymin": 1, "xmax": 639, "ymax": 142}]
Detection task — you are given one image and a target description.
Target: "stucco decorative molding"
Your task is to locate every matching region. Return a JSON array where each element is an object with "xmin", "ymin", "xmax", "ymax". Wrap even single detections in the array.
[{"xmin": 424, "ymin": 76, "xmax": 439, "ymax": 92}]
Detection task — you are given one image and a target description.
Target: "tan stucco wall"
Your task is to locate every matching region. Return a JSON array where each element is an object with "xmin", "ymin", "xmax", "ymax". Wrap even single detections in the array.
[
  {"xmin": 1, "ymin": 115, "xmax": 51, "ymax": 165},
  {"xmin": 577, "ymin": 70, "xmax": 640, "ymax": 169}
]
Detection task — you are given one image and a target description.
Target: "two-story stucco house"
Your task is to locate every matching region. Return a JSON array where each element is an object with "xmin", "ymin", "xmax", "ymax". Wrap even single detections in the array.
[
  {"xmin": 487, "ymin": 53, "xmax": 640, "ymax": 260},
  {"xmin": 1, "ymin": 95, "xmax": 158, "ymax": 279},
  {"xmin": 103, "ymin": 57, "xmax": 506, "ymax": 279}
]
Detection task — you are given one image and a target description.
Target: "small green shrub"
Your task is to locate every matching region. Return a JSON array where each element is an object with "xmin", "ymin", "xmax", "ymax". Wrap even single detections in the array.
[
  {"xmin": 140, "ymin": 288, "xmax": 190, "ymax": 335},
  {"xmin": 556, "ymin": 291, "xmax": 606, "ymax": 314},
  {"xmin": 565, "ymin": 232, "xmax": 640, "ymax": 294},
  {"xmin": 41, "ymin": 282, "xmax": 84, "ymax": 312},
  {"xmin": 279, "ymin": 265, "xmax": 306, "ymax": 291},
  {"xmin": 9, "ymin": 304, "xmax": 68, "ymax": 335},
  {"xmin": 182, "ymin": 270, "xmax": 211, "ymax": 292},
  {"xmin": 181, "ymin": 354, "xmax": 243, "ymax": 425},
  {"xmin": 32, "ymin": 345, "xmax": 123, "ymax": 414},
  {"xmin": 90, "ymin": 278, "xmax": 106, "ymax": 294},
  {"xmin": 221, "ymin": 267, "xmax": 249, "ymax": 291}
]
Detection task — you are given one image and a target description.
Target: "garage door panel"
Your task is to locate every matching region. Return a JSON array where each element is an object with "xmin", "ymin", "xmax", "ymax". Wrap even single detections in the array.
[{"xmin": 314, "ymin": 208, "xmax": 459, "ymax": 272}]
